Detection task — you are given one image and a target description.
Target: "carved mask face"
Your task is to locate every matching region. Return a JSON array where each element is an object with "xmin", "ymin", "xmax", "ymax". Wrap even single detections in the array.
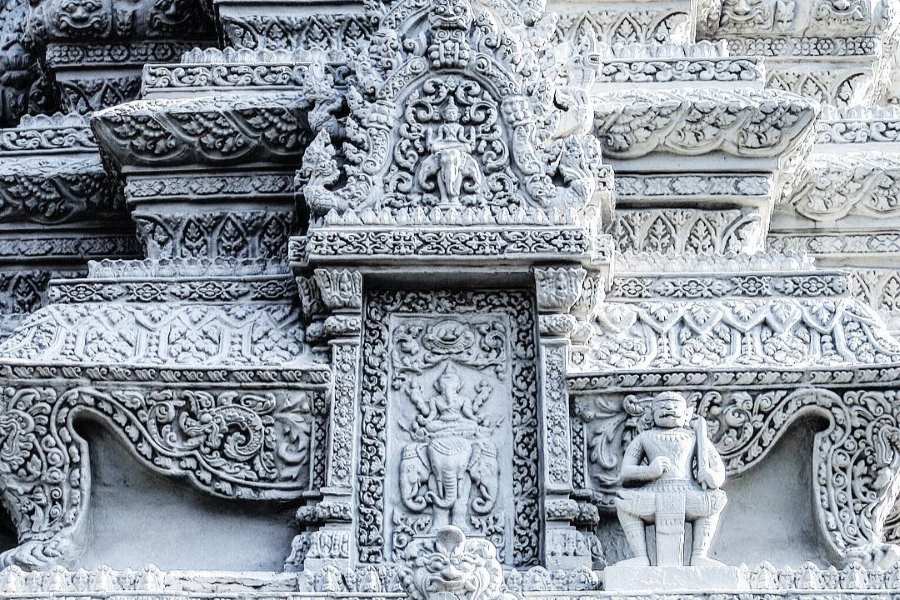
[
  {"xmin": 53, "ymin": 0, "xmax": 109, "ymax": 35},
  {"xmin": 719, "ymin": 0, "xmax": 770, "ymax": 31},
  {"xmin": 652, "ymin": 394, "xmax": 688, "ymax": 429}
]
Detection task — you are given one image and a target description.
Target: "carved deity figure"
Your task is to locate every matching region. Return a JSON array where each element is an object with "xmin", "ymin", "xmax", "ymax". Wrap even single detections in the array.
[
  {"xmin": 400, "ymin": 362, "xmax": 500, "ymax": 531},
  {"xmin": 615, "ymin": 391, "xmax": 727, "ymax": 567},
  {"xmin": 417, "ymin": 99, "xmax": 482, "ymax": 207}
]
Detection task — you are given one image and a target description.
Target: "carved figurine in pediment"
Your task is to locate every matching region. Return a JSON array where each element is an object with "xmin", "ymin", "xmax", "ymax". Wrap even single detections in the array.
[
  {"xmin": 615, "ymin": 391, "xmax": 727, "ymax": 568},
  {"xmin": 418, "ymin": 99, "xmax": 484, "ymax": 207}
]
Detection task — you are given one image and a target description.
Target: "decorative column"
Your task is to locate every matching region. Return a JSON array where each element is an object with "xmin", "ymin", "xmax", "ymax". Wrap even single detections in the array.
[
  {"xmin": 287, "ymin": 268, "xmax": 363, "ymax": 570},
  {"xmin": 533, "ymin": 266, "xmax": 595, "ymax": 570}
]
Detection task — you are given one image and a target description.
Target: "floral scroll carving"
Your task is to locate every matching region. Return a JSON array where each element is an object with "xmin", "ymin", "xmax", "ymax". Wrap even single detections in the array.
[{"xmin": 0, "ymin": 385, "xmax": 320, "ymax": 568}]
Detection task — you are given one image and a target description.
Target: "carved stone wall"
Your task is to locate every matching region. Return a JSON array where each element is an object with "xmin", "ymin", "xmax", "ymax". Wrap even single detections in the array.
[{"xmin": 0, "ymin": 0, "xmax": 900, "ymax": 592}]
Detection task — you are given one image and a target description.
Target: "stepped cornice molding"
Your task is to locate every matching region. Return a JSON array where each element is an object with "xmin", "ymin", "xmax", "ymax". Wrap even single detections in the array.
[
  {"xmin": 591, "ymin": 87, "xmax": 819, "ymax": 160},
  {"xmin": 783, "ymin": 151, "xmax": 900, "ymax": 221},
  {"xmin": 91, "ymin": 91, "xmax": 336, "ymax": 171}
]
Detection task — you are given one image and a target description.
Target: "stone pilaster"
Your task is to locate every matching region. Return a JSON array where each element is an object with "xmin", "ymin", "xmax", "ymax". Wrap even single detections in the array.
[
  {"xmin": 533, "ymin": 266, "xmax": 594, "ymax": 569},
  {"xmin": 289, "ymin": 268, "xmax": 363, "ymax": 570}
]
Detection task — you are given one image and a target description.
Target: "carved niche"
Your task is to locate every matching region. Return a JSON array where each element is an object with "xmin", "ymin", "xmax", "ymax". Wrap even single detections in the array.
[
  {"xmin": 359, "ymin": 290, "xmax": 541, "ymax": 567},
  {"xmin": 571, "ymin": 387, "xmax": 900, "ymax": 569}
]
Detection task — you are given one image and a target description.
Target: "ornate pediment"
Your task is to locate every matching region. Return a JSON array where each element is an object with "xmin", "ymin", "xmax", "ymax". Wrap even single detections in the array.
[{"xmin": 296, "ymin": 0, "xmax": 614, "ymax": 265}]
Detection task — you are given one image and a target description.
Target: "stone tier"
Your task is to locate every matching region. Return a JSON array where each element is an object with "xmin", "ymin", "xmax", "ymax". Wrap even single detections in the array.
[
  {"xmin": 592, "ymin": 85, "xmax": 818, "ymax": 255},
  {"xmin": 696, "ymin": 0, "xmax": 900, "ymax": 108},
  {"xmin": 25, "ymin": 0, "xmax": 214, "ymax": 114},
  {"xmin": 771, "ymin": 106, "xmax": 900, "ymax": 331},
  {"xmin": 0, "ymin": 113, "xmax": 138, "ymax": 340}
]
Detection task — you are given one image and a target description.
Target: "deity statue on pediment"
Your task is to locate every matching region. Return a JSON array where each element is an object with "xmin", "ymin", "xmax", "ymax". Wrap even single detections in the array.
[
  {"xmin": 615, "ymin": 391, "xmax": 727, "ymax": 567},
  {"xmin": 417, "ymin": 99, "xmax": 483, "ymax": 208},
  {"xmin": 399, "ymin": 362, "xmax": 500, "ymax": 531}
]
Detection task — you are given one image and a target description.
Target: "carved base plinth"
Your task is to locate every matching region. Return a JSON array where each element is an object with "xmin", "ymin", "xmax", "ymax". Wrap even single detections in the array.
[{"xmin": 604, "ymin": 565, "xmax": 748, "ymax": 592}]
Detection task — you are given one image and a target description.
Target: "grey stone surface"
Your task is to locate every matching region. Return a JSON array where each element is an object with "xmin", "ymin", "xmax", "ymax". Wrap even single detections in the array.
[
  {"xmin": 0, "ymin": 0, "xmax": 899, "ymax": 593},
  {"xmin": 604, "ymin": 565, "xmax": 748, "ymax": 591}
]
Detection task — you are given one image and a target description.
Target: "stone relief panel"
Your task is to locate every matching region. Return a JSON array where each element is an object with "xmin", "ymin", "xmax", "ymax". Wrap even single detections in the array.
[
  {"xmin": 388, "ymin": 316, "xmax": 512, "ymax": 561},
  {"xmin": 572, "ymin": 387, "xmax": 900, "ymax": 569},
  {"xmin": 359, "ymin": 290, "xmax": 540, "ymax": 567}
]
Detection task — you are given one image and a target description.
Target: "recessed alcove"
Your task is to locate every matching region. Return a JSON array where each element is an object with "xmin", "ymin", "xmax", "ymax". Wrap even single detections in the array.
[
  {"xmin": 711, "ymin": 418, "xmax": 831, "ymax": 568},
  {"xmin": 75, "ymin": 419, "xmax": 297, "ymax": 571},
  {"xmin": 595, "ymin": 418, "xmax": 832, "ymax": 569}
]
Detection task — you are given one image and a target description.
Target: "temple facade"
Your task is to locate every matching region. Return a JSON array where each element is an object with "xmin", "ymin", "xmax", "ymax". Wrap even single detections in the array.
[{"xmin": 0, "ymin": 0, "xmax": 899, "ymax": 594}]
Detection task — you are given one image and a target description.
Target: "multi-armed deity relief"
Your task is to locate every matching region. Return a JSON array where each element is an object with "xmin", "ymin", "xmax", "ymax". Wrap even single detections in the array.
[{"xmin": 0, "ymin": 0, "xmax": 899, "ymax": 595}]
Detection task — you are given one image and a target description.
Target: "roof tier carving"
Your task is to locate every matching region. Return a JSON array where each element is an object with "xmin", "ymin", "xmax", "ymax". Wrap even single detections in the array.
[
  {"xmin": 291, "ymin": 0, "xmax": 616, "ymax": 270},
  {"xmin": 592, "ymin": 88, "xmax": 819, "ymax": 160},
  {"xmin": 90, "ymin": 92, "xmax": 335, "ymax": 171}
]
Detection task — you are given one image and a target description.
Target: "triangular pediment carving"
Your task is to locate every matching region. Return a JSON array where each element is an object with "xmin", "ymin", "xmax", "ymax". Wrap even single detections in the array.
[{"xmin": 297, "ymin": 0, "xmax": 614, "ymax": 232}]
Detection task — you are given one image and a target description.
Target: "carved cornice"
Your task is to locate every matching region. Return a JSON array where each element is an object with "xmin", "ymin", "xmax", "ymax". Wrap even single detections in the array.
[
  {"xmin": 609, "ymin": 271, "xmax": 849, "ymax": 299},
  {"xmin": 785, "ymin": 151, "xmax": 900, "ymax": 221},
  {"xmin": 0, "ymin": 114, "xmax": 95, "ymax": 154},
  {"xmin": 615, "ymin": 174, "xmax": 772, "ymax": 200},
  {"xmin": 293, "ymin": 226, "xmax": 610, "ymax": 266},
  {"xmin": 592, "ymin": 88, "xmax": 819, "ymax": 159},
  {"xmin": 45, "ymin": 41, "xmax": 207, "ymax": 69},
  {"xmin": 769, "ymin": 230, "xmax": 900, "ymax": 255},
  {"xmin": 48, "ymin": 274, "xmax": 298, "ymax": 303},
  {"xmin": 125, "ymin": 173, "xmax": 295, "ymax": 202},
  {"xmin": 0, "ymin": 156, "xmax": 118, "ymax": 224},
  {"xmin": 816, "ymin": 107, "xmax": 900, "ymax": 144},
  {"xmin": 720, "ymin": 36, "xmax": 880, "ymax": 57},
  {"xmin": 141, "ymin": 51, "xmax": 352, "ymax": 94},
  {"xmin": 0, "ymin": 114, "xmax": 126, "ymax": 226},
  {"xmin": 91, "ymin": 93, "xmax": 325, "ymax": 170},
  {"xmin": 599, "ymin": 55, "xmax": 764, "ymax": 85},
  {"xmin": 0, "ymin": 233, "xmax": 139, "ymax": 260},
  {"xmin": 576, "ymin": 295, "xmax": 900, "ymax": 372}
]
